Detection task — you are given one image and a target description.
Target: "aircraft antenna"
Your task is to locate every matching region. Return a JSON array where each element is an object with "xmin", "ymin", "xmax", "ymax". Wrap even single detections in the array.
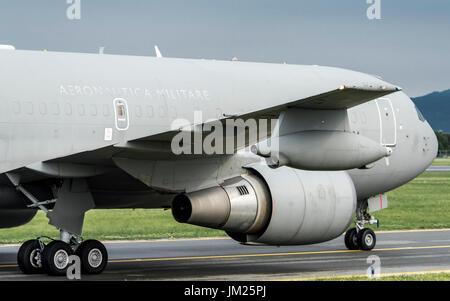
[{"xmin": 155, "ymin": 45, "xmax": 163, "ymax": 58}]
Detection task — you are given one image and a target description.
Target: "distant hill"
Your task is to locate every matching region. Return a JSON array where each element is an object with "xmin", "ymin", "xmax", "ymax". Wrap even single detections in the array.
[{"xmin": 412, "ymin": 89, "xmax": 450, "ymax": 133}]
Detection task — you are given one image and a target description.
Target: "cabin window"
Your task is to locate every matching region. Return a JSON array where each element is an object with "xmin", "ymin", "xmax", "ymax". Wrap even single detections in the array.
[
  {"xmin": 25, "ymin": 102, "xmax": 33, "ymax": 115},
  {"xmin": 146, "ymin": 106, "xmax": 154, "ymax": 118},
  {"xmin": 159, "ymin": 105, "xmax": 168, "ymax": 118},
  {"xmin": 78, "ymin": 104, "xmax": 85, "ymax": 116},
  {"xmin": 51, "ymin": 103, "xmax": 60, "ymax": 115},
  {"xmin": 64, "ymin": 103, "xmax": 72, "ymax": 115},
  {"xmin": 12, "ymin": 101, "xmax": 21, "ymax": 114},
  {"xmin": 90, "ymin": 104, "xmax": 98, "ymax": 116},
  {"xmin": 135, "ymin": 105, "xmax": 142, "ymax": 117},
  {"xmin": 103, "ymin": 104, "xmax": 110, "ymax": 116},
  {"xmin": 39, "ymin": 103, "xmax": 47, "ymax": 115}
]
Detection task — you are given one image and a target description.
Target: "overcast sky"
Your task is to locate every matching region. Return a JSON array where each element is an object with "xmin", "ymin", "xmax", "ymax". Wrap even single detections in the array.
[{"xmin": 0, "ymin": 0, "xmax": 449, "ymax": 97}]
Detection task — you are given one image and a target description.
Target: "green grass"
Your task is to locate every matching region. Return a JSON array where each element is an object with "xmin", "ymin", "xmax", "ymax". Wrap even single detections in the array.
[
  {"xmin": 0, "ymin": 209, "xmax": 225, "ymax": 244},
  {"xmin": 317, "ymin": 272, "xmax": 450, "ymax": 281},
  {"xmin": 432, "ymin": 158, "xmax": 450, "ymax": 166},
  {"xmin": 0, "ymin": 172, "xmax": 449, "ymax": 244},
  {"xmin": 376, "ymin": 172, "xmax": 450, "ymax": 230}
]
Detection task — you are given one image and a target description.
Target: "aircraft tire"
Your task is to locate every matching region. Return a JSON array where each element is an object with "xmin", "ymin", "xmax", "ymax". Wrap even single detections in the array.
[
  {"xmin": 17, "ymin": 239, "xmax": 44, "ymax": 274},
  {"xmin": 344, "ymin": 228, "xmax": 359, "ymax": 250},
  {"xmin": 75, "ymin": 239, "xmax": 108, "ymax": 274},
  {"xmin": 357, "ymin": 228, "xmax": 376, "ymax": 251},
  {"xmin": 42, "ymin": 240, "xmax": 73, "ymax": 276}
]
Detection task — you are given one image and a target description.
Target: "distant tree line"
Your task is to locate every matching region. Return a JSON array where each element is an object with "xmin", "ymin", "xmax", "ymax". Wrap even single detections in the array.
[{"xmin": 435, "ymin": 131, "xmax": 450, "ymax": 157}]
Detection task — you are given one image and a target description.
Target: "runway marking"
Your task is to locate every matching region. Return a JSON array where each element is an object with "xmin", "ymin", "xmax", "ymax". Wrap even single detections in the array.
[
  {"xmin": 274, "ymin": 269, "xmax": 450, "ymax": 281},
  {"xmin": 373, "ymin": 228, "xmax": 450, "ymax": 234},
  {"xmin": 103, "ymin": 237, "xmax": 230, "ymax": 244},
  {"xmin": 107, "ymin": 244, "xmax": 450, "ymax": 264},
  {"xmin": 1, "ymin": 229, "xmax": 450, "ymax": 248},
  {"xmin": 0, "ymin": 244, "xmax": 21, "ymax": 248},
  {"xmin": 0, "ymin": 264, "xmax": 17, "ymax": 268},
  {"xmin": 1, "ymin": 244, "xmax": 449, "ymax": 269}
]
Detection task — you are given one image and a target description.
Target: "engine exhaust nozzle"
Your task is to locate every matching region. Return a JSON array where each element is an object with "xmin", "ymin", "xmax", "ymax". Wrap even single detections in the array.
[{"xmin": 171, "ymin": 175, "xmax": 271, "ymax": 235}]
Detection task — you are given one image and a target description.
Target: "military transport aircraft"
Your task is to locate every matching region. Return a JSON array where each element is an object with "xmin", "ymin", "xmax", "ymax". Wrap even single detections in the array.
[{"xmin": 0, "ymin": 46, "xmax": 437, "ymax": 276}]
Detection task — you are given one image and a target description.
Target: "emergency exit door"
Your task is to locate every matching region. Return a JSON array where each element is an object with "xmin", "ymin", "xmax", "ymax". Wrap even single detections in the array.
[{"xmin": 113, "ymin": 98, "xmax": 129, "ymax": 131}]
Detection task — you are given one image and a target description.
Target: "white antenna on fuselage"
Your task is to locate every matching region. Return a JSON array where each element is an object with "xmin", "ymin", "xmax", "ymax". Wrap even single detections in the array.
[{"xmin": 154, "ymin": 45, "xmax": 163, "ymax": 58}]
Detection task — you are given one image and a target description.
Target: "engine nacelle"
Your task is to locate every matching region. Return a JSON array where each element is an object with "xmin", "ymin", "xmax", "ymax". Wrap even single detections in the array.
[
  {"xmin": 0, "ymin": 184, "xmax": 52, "ymax": 228},
  {"xmin": 245, "ymin": 164, "xmax": 356, "ymax": 245},
  {"xmin": 0, "ymin": 209, "xmax": 37, "ymax": 228},
  {"xmin": 172, "ymin": 164, "xmax": 356, "ymax": 246}
]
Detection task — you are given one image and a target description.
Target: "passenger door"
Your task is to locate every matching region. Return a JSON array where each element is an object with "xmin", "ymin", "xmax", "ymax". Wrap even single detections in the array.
[{"xmin": 376, "ymin": 98, "xmax": 397, "ymax": 146}]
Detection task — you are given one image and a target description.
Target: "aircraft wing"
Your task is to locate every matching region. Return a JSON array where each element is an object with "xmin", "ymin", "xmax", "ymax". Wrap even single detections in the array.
[{"xmin": 135, "ymin": 84, "xmax": 400, "ymax": 141}]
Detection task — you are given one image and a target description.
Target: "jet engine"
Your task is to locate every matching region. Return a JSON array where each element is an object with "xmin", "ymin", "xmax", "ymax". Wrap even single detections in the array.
[{"xmin": 172, "ymin": 164, "xmax": 356, "ymax": 245}]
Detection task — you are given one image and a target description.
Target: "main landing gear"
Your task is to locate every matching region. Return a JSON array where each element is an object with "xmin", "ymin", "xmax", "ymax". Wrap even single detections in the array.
[
  {"xmin": 344, "ymin": 199, "xmax": 378, "ymax": 251},
  {"xmin": 17, "ymin": 233, "xmax": 108, "ymax": 276},
  {"xmin": 7, "ymin": 174, "xmax": 108, "ymax": 276}
]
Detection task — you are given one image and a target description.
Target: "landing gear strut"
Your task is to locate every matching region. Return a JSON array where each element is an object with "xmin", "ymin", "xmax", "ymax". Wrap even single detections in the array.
[{"xmin": 344, "ymin": 199, "xmax": 378, "ymax": 251}]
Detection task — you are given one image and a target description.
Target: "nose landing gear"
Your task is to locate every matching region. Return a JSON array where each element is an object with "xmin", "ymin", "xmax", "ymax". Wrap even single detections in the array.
[
  {"xmin": 344, "ymin": 228, "xmax": 377, "ymax": 251},
  {"xmin": 345, "ymin": 228, "xmax": 377, "ymax": 251},
  {"xmin": 358, "ymin": 228, "xmax": 376, "ymax": 250},
  {"xmin": 344, "ymin": 198, "xmax": 379, "ymax": 251}
]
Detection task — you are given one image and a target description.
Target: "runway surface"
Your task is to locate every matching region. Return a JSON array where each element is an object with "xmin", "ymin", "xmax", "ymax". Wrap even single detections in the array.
[
  {"xmin": 426, "ymin": 166, "xmax": 450, "ymax": 172},
  {"xmin": 1, "ymin": 229, "xmax": 450, "ymax": 280}
]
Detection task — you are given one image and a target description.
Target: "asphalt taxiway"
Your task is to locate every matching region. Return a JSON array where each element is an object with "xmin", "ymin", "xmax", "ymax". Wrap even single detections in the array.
[
  {"xmin": 1, "ymin": 229, "xmax": 450, "ymax": 280},
  {"xmin": 426, "ymin": 166, "xmax": 450, "ymax": 172}
]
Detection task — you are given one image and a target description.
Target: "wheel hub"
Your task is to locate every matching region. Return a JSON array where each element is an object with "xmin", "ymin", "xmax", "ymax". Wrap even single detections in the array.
[
  {"xmin": 54, "ymin": 250, "xmax": 69, "ymax": 270},
  {"xmin": 365, "ymin": 234, "xmax": 373, "ymax": 246},
  {"xmin": 29, "ymin": 249, "xmax": 42, "ymax": 268},
  {"xmin": 88, "ymin": 248, "xmax": 103, "ymax": 268}
]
